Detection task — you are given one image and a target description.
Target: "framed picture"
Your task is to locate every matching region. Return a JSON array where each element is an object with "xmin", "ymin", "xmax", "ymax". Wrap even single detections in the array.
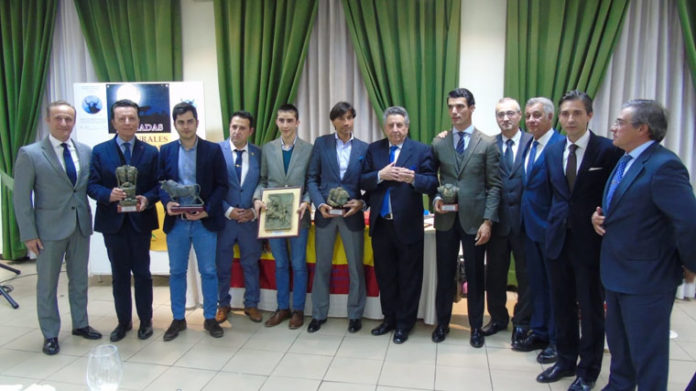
[{"xmin": 258, "ymin": 187, "xmax": 302, "ymax": 239}]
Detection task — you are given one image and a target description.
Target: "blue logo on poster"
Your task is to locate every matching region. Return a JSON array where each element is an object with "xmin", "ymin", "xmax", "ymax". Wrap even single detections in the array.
[{"xmin": 82, "ymin": 95, "xmax": 102, "ymax": 114}]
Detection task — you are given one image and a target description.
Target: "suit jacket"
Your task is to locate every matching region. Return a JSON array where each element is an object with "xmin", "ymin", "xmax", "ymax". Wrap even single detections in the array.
[
  {"xmin": 253, "ymin": 136, "xmax": 313, "ymax": 229},
  {"xmin": 520, "ymin": 130, "xmax": 565, "ymax": 244},
  {"xmin": 158, "ymin": 138, "xmax": 228, "ymax": 233},
  {"xmin": 88, "ymin": 136, "xmax": 159, "ymax": 234},
  {"xmin": 545, "ymin": 131, "xmax": 622, "ymax": 260},
  {"xmin": 601, "ymin": 142, "xmax": 696, "ymax": 294},
  {"xmin": 360, "ymin": 137, "xmax": 438, "ymax": 244},
  {"xmin": 13, "ymin": 136, "xmax": 93, "ymax": 241},
  {"xmin": 494, "ymin": 130, "xmax": 533, "ymax": 236},
  {"xmin": 218, "ymin": 139, "xmax": 261, "ymax": 233},
  {"xmin": 432, "ymin": 128, "xmax": 502, "ymax": 234},
  {"xmin": 307, "ymin": 133, "xmax": 368, "ymax": 231}
]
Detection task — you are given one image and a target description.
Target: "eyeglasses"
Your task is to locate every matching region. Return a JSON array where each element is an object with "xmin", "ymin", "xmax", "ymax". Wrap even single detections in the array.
[{"xmin": 496, "ymin": 111, "xmax": 519, "ymax": 119}]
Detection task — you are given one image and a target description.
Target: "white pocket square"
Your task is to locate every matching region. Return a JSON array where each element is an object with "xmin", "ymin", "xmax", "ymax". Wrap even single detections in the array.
[{"xmin": 589, "ymin": 167, "xmax": 604, "ymax": 171}]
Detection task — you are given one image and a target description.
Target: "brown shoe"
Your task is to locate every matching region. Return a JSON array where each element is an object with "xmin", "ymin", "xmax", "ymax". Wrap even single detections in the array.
[
  {"xmin": 215, "ymin": 306, "xmax": 231, "ymax": 323},
  {"xmin": 289, "ymin": 311, "xmax": 304, "ymax": 329},
  {"xmin": 244, "ymin": 307, "xmax": 263, "ymax": 323},
  {"xmin": 264, "ymin": 309, "xmax": 291, "ymax": 327}
]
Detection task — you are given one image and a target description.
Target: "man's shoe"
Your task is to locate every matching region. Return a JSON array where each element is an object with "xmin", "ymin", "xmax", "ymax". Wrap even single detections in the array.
[
  {"xmin": 289, "ymin": 311, "xmax": 304, "ymax": 329},
  {"xmin": 536, "ymin": 363, "xmax": 575, "ymax": 383},
  {"xmin": 215, "ymin": 306, "xmax": 231, "ymax": 323},
  {"xmin": 163, "ymin": 319, "xmax": 187, "ymax": 341},
  {"xmin": 511, "ymin": 326, "xmax": 528, "ymax": 345},
  {"xmin": 512, "ymin": 332, "xmax": 548, "ymax": 352},
  {"xmin": 371, "ymin": 321, "xmax": 395, "ymax": 336},
  {"xmin": 393, "ymin": 329, "xmax": 408, "ymax": 344},
  {"xmin": 264, "ymin": 309, "xmax": 291, "ymax": 327},
  {"xmin": 204, "ymin": 318, "xmax": 224, "ymax": 338},
  {"xmin": 244, "ymin": 307, "xmax": 263, "ymax": 323},
  {"xmin": 72, "ymin": 326, "xmax": 102, "ymax": 340},
  {"xmin": 307, "ymin": 318, "xmax": 326, "ymax": 333},
  {"xmin": 431, "ymin": 325, "xmax": 450, "ymax": 343},
  {"xmin": 42, "ymin": 338, "xmax": 59, "ymax": 355},
  {"xmin": 110, "ymin": 323, "xmax": 132, "ymax": 342},
  {"xmin": 137, "ymin": 322, "xmax": 153, "ymax": 340},
  {"xmin": 481, "ymin": 321, "xmax": 508, "ymax": 336},
  {"xmin": 470, "ymin": 328, "xmax": 485, "ymax": 348},
  {"xmin": 536, "ymin": 344, "xmax": 558, "ymax": 364},
  {"xmin": 348, "ymin": 319, "xmax": 362, "ymax": 333},
  {"xmin": 568, "ymin": 376, "xmax": 595, "ymax": 391}
]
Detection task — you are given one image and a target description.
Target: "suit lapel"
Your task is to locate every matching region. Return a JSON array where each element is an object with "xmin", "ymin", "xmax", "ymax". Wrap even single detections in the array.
[
  {"xmin": 75, "ymin": 142, "xmax": 90, "ymax": 187},
  {"xmin": 457, "ymin": 130, "xmax": 480, "ymax": 176},
  {"xmin": 573, "ymin": 131, "xmax": 599, "ymax": 193},
  {"xmin": 245, "ymin": 145, "xmax": 260, "ymax": 190},
  {"xmin": 327, "ymin": 136, "xmax": 341, "ymax": 180},
  {"xmin": 496, "ymin": 136, "xmax": 509, "ymax": 177},
  {"xmin": 131, "ymin": 138, "xmax": 144, "ymax": 167},
  {"xmin": 395, "ymin": 138, "xmax": 414, "ymax": 168},
  {"xmin": 221, "ymin": 139, "xmax": 240, "ymax": 187},
  {"xmin": 512, "ymin": 133, "xmax": 532, "ymax": 176},
  {"xmin": 607, "ymin": 144, "xmax": 656, "ymax": 214}
]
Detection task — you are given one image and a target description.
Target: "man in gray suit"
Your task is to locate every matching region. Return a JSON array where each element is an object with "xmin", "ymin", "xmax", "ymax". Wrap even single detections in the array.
[
  {"xmin": 254, "ymin": 104, "xmax": 313, "ymax": 329},
  {"xmin": 13, "ymin": 100, "xmax": 102, "ymax": 355},
  {"xmin": 432, "ymin": 88, "xmax": 501, "ymax": 347}
]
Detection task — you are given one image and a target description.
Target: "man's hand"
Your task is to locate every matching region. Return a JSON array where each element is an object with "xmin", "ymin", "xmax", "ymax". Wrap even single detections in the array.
[
  {"xmin": 433, "ymin": 130, "xmax": 448, "ymax": 140},
  {"xmin": 433, "ymin": 198, "xmax": 445, "ymax": 214},
  {"xmin": 379, "ymin": 162, "xmax": 400, "ymax": 181},
  {"xmin": 24, "ymin": 238, "xmax": 43, "ymax": 255},
  {"xmin": 135, "ymin": 195, "xmax": 148, "ymax": 212},
  {"xmin": 254, "ymin": 199, "xmax": 266, "ymax": 218},
  {"xmin": 236, "ymin": 208, "xmax": 255, "ymax": 223},
  {"xmin": 318, "ymin": 204, "xmax": 337, "ymax": 219},
  {"xmin": 343, "ymin": 199, "xmax": 364, "ymax": 217},
  {"xmin": 591, "ymin": 206, "xmax": 606, "ymax": 236},
  {"xmin": 185, "ymin": 210, "xmax": 208, "ymax": 220},
  {"xmin": 109, "ymin": 187, "xmax": 126, "ymax": 203},
  {"xmin": 396, "ymin": 168, "xmax": 415, "ymax": 184},
  {"xmin": 166, "ymin": 201, "xmax": 183, "ymax": 216},
  {"xmin": 475, "ymin": 220, "xmax": 492, "ymax": 246},
  {"xmin": 298, "ymin": 201, "xmax": 310, "ymax": 220}
]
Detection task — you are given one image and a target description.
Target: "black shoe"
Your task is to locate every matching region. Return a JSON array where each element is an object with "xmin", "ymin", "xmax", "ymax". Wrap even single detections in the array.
[
  {"xmin": 204, "ymin": 318, "xmax": 224, "ymax": 338},
  {"xmin": 470, "ymin": 328, "xmax": 484, "ymax": 348},
  {"xmin": 163, "ymin": 319, "xmax": 187, "ymax": 341},
  {"xmin": 137, "ymin": 322, "xmax": 153, "ymax": 340},
  {"xmin": 348, "ymin": 319, "xmax": 362, "ymax": 333},
  {"xmin": 42, "ymin": 338, "xmax": 59, "ymax": 355},
  {"xmin": 431, "ymin": 325, "xmax": 449, "ymax": 343},
  {"xmin": 72, "ymin": 326, "xmax": 102, "ymax": 340},
  {"xmin": 536, "ymin": 363, "xmax": 575, "ymax": 383},
  {"xmin": 481, "ymin": 320, "xmax": 508, "ymax": 336},
  {"xmin": 511, "ymin": 326, "xmax": 528, "ymax": 345},
  {"xmin": 393, "ymin": 329, "xmax": 408, "ymax": 344},
  {"xmin": 512, "ymin": 332, "xmax": 548, "ymax": 352},
  {"xmin": 568, "ymin": 376, "xmax": 595, "ymax": 391},
  {"xmin": 307, "ymin": 318, "xmax": 326, "ymax": 333},
  {"xmin": 371, "ymin": 321, "xmax": 395, "ymax": 336},
  {"xmin": 110, "ymin": 323, "xmax": 132, "ymax": 342},
  {"xmin": 536, "ymin": 344, "xmax": 558, "ymax": 364}
]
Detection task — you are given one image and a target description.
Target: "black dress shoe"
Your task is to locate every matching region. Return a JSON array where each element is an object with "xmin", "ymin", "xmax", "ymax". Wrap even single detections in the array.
[
  {"xmin": 307, "ymin": 318, "xmax": 326, "ymax": 333},
  {"xmin": 110, "ymin": 323, "xmax": 132, "ymax": 342},
  {"xmin": 536, "ymin": 344, "xmax": 558, "ymax": 364},
  {"xmin": 431, "ymin": 325, "xmax": 449, "ymax": 343},
  {"xmin": 481, "ymin": 321, "xmax": 508, "ymax": 336},
  {"xmin": 393, "ymin": 329, "xmax": 408, "ymax": 344},
  {"xmin": 42, "ymin": 338, "xmax": 59, "ymax": 355},
  {"xmin": 536, "ymin": 363, "xmax": 575, "ymax": 383},
  {"xmin": 72, "ymin": 326, "xmax": 102, "ymax": 340},
  {"xmin": 568, "ymin": 376, "xmax": 595, "ymax": 391},
  {"xmin": 512, "ymin": 332, "xmax": 548, "ymax": 352},
  {"xmin": 348, "ymin": 319, "xmax": 362, "ymax": 333},
  {"xmin": 371, "ymin": 321, "xmax": 394, "ymax": 336},
  {"xmin": 163, "ymin": 319, "xmax": 187, "ymax": 341},
  {"xmin": 470, "ymin": 328, "xmax": 485, "ymax": 348},
  {"xmin": 511, "ymin": 326, "xmax": 528, "ymax": 345},
  {"xmin": 204, "ymin": 318, "xmax": 224, "ymax": 338},
  {"xmin": 137, "ymin": 323, "xmax": 153, "ymax": 340}
]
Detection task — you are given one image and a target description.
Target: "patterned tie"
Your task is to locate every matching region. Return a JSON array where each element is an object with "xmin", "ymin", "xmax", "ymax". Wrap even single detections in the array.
[
  {"xmin": 605, "ymin": 155, "xmax": 633, "ymax": 212},
  {"xmin": 526, "ymin": 140, "xmax": 539, "ymax": 174},
  {"xmin": 61, "ymin": 142, "xmax": 77, "ymax": 186},
  {"xmin": 123, "ymin": 142, "xmax": 132, "ymax": 165},
  {"xmin": 566, "ymin": 143, "xmax": 578, "ymax": 191},
  {"xmin": 504, "ymin": 139, "xmax": 514, "ymax": 171},
  {"xmin": 456, "ymin": 132, "xmax": 466, "ymax": 155},
  {"xmin": 234, "ymin": 149, "xmax": 244, "ymax": 183},
  {"xmin": 380, "ymin": 145, "xmax": 399, "ymax": 217}
]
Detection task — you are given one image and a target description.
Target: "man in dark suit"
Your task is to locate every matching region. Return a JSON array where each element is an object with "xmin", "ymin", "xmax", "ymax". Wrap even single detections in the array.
[
  {"xmin": 361, "ymin": 106, "xmax": 438, "ymax": 344},
  {"xmin": 538, "ymin": 90, "xmax": 622, "ymax": 390},
  {"xmin": 484, "ymin": 98, "xmax": 532, "ymax": 344},
  {"xmin": 432, "ymin": 88, "xmax": 501, "ymax": 347},
  {"xmin": 214, "ymin": 111, "xmax": 263, "ymax": 324},
  {"xmin": 159, "ymin": 102, "xmax": 228, "ymax": 341},
  {"xmin": 592, "ymin": 100, "xmax": 696, "ymax": 390},
  {"xmin": 88, "ymin": 100, "xmax": 159, "ymax": 342},
  {"xmin": 306, "ymin": 102, "xmax": 368, "ymax": 333},
  {"xmin": 13, "ymin": 100, "xmax": 102, "ymax": 355}
]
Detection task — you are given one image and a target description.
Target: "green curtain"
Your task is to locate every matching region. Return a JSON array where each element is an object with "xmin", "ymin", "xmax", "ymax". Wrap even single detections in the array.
[
  {"xmin": 677, "ymin": 0, "xmax": 696, "ymax": 90},
  {"xmin": 504, "ymin": 0, "xmax": 630, "ymax": 115},
  {"xmin": 74, "ymin": 0, "xmax": 183, "ymax": 81},
  {"xmin": 215, "ymin": 0, "xmax": 318, "ymax": 143},
  {"xmin": 342, "ymin": 0, "xmax": 461, "ymax": 143},
  {"xmin": 0, "ymin": 0, "xmax": 57, "ymax": 259}
]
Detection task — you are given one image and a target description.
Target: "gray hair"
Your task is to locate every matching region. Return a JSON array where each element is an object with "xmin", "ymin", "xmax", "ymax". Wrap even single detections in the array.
[
  {"xmin": 383, "ymin": 106, "xmax": 410, "ymax": 126},
  {"xmin": 622, "ymin": 99, "xmax": 668, "ymax": 142},
  {"xmin": 496, "ymin": 97, "xmax": 521, "ymax": 113},
  {"xmin": 525, "ymin": 97, "xmax": 555, "ymax": 117},
  {"xmin": 47, "ymin": 100, "xmax": 76, "ymax": 117}
]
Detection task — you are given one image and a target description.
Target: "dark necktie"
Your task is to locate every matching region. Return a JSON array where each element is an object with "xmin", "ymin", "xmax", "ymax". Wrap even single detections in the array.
[
  {"xmin": 123, "ymin": 142, "xmax": 132, "ymax": 165},
  {"xmin": 566, "ymin": 143, "xmax": 578, "ymax": 191},
  {"xmin": 456, "ymin": 132, "xmax": 466, "ymax": 155},
  {"xmin": 234, "ymin": 149, "xmax": 244, "ymax": 183},
  {"xmin": 380, "ymin": 145, "xmax": 398, "ymax": 217},
  {"xmin": 504, "ymin": 139, "xmax": 514, "ymax": 171},
  {"xmin": 605, "ymin": 155, "xmax": 633, "ymax": 212},
  {"xmin": 61, "ymin": 142, "xmax": 77, "ymax": 186},
  {"xmin": 526, "ymin": 141, "xmax": 539, "ymax": 174}
]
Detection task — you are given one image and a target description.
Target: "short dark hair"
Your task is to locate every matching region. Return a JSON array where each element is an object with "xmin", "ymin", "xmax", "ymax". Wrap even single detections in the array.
[
  {"xmin": 448, "ymin": 88, "xmax": 475, "ymax": 106},
  {"xmin": 622, "ymin": 99, "xmax": 668, "ymax": 142},
  {"xmin": 231, "ymin": 110, "xmax": 254, "ymax": 128},
  {"xmin": 329, "ymin": 101, "xmax": 356, "ymax": 121},
  {"xmin": 110, "ymin": 99, "xmax": 140, "ymax": 119},
  {"xmin": 172, "ymin": 102, "xmax": 198, "ymax": 121},
  {"xmin": 47, "ymin": 100, "xmax": 76, "ymax": 117},
  {"xmin": 277, "ymin": 103, "xmax": 299, "ymax": 120},
  {"xmin": 559, "ymin": 90, "xmax": 593, "ymax": 114}
]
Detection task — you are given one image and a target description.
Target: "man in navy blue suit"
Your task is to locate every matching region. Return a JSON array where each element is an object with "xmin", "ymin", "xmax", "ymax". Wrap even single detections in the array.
[
  {"xmin": 538, "ymin": 90, "xmax": 622, "ymax": 390},
  {"xmin": 88, "ymin": 99, "xmax": 159, "ymax": 342},
  {"xmin": 306, "ymin": 102, "xmax": 368, "ymax": 333},
  {"xmin": 214, "ymin": 111, "xmax": 263, "ymax": 324},
  {"xmin": 361, "ymin": 106, "xmax": 438, "ymax": 344},
  {"xmin": 592, "ymin": 100, "xmax": 696, "ymax": 391}
]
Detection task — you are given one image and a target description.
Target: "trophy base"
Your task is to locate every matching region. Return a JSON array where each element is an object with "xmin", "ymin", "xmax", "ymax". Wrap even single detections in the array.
[
  {"xmin": 441, "ymin": 204, "xmax": 458, "ymax": 212},
  {"xmin": 171, "ymin": 205, "xmax": 205, "ymax": 213},
  {"xmin": 328, "ymin": 208, "xmax": 346, "ymax": 216},
  {"xmin": 118, "ymin": 205, "xmax": 138, "ymax": 213}
]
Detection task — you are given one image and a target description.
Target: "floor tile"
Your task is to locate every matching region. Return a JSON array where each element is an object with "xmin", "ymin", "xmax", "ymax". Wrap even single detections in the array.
[
  {"xmin": 324, "ymin": 357, "xmax": 381, "ymax": 384},
  {"xmin": 173, "ymin": 343, "xmax": 237, "ymax": 370},
  {"xmin": 290, "ymin": 333, "xmax": 343, "ymax": 356},
  {"xmin": 378, "ymin": 361, "xmax": 434, "ymax": 390},
  {"xmin": 272, "ymin": 352, "xmax": 332, "ymax": 380},
  {"xmin": 336, "ymin": 335, "xmax": 389, "ymax": 361},
  {"xmin": 202, "ymin": 371, "xmax": 267, "ymax": 391},
  {"xmin": 143, "ymin": 366, "xmax": 216, "ymax": 390},
  {"xmin": 221, "ymin": 348, "xmax": 284, "ymax": 375},
  {"xmin": 261, "ymin": 375, "xmax": 321, "ymax": 391},
  {"xmin": 435, "ymin": 365, "xmax": 492, "ymax": 390}
]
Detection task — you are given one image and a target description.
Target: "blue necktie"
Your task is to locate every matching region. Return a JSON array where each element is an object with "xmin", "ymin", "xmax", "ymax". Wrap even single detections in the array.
[
  {"xmin": 62, "ymin": 143, "xmax": 77, "ymax": 186},
  {"xmin": 380, "ymin": 145, "xmax": 398, "ymax": 217},
  {"xmin": 504, "ymin": 139, "xmax": 514, "ymax": 171},
  {"xmin": 234, "ymin": 149, "xmax": 244, "ymax": 183},
  {"xmin": 123, "ymin": 142, "xmax": 132, "ymax": 165},
  {"xmin": 605, "ymin": 155, "xmax": 633, "ymax": 211},
  {"xmin": 526, "ymin": 141, "xmax": 539, "ymax": 174},
  {"xmin": 456, "ymin": 132, "xmax": 466, "ymax": 154}
]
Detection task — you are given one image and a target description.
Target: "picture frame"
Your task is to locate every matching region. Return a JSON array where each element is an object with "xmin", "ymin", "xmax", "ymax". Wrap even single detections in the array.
[{"xmin": 258, "ymin": 187, "xmax": 302, "ymax": 239}]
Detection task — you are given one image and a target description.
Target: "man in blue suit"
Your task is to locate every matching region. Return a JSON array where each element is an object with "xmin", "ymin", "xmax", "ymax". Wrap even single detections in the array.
[
  {"xmin": 538, "ymin": 90, "xmax": 622, "ymax": 390},
  {"xmin": 214, "ymin": 111, "xmax": 263, "ymax": 324},
  {"xmin": 592, "ymin": 100, "xmax": 696, "ymax": 391},
  {"xmin": 159, "ymin": 102, "xmax": 228, "ymax": 341},
  {"xmin": 361, "ymin": 106, "xmax": 438, "ymax": 344},
  {"xmin": 88, "ymin": 100, "xmax": 159, "ymax": 342},
  {"xmin": 306, "ymin": 102, "xmax": 368, "ymax": 334}
]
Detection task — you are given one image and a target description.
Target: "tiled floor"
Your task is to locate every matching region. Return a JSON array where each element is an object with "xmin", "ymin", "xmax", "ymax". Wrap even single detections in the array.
[{"xmin": 0, "ymin": 259, "xmax": 694, "ymax": 390}]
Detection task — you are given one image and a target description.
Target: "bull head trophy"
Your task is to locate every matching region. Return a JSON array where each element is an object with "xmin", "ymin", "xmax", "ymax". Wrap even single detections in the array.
[{"xmin": 159, "ymin": 179, "xmax": 204, "ymax": 213}]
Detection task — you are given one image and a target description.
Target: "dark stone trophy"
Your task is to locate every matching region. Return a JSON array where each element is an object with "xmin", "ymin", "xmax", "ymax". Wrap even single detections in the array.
[
  {"xmin": 438, "ymin": 183, "xmax": 459, "ymax": 212},
  {"xmin": 116, "ymin": 165, "xmax": 138, "ymax": 213},
  {"xmin": 159, "ymin": 179, "xmax": 205, "ymax": 213},
  {"xmin": 326, "ymin": 187, "xmax": 350, "ymax": 216}
]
